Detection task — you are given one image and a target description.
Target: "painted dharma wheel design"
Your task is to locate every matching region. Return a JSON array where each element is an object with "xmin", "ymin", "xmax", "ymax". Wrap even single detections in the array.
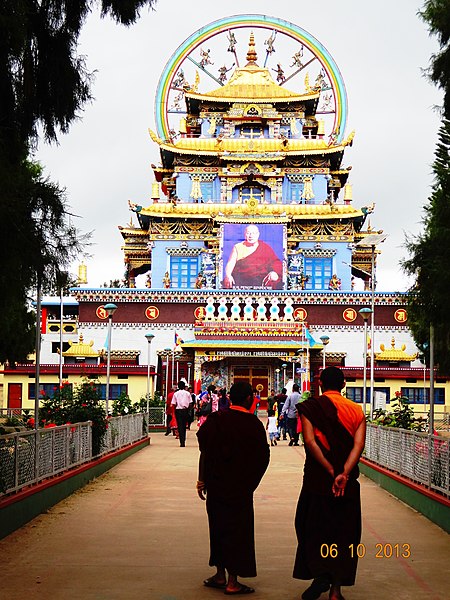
[{"xmin": 155, "ymin": 15, "xmax": 348, "ymax": 144}]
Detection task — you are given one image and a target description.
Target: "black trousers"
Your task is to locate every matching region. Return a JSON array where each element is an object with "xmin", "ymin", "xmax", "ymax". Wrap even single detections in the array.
[
  {"xmin": 286, "ymin": 417, "xmax": 298, "ymax": 443},
  {"xmin": 165, "ymin": 413, "xmax": 172, "ymax": 434},
  {"xmin": 175, "ymin": 408, "xmax": 189, "ymax": 446}
]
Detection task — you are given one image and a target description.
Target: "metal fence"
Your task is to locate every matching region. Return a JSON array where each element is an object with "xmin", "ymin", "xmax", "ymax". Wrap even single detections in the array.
[
  {"xmin": 364, "ymin": 424, "xmax": 450, "ymax": 497},
  {"xmin": 0, "ymin": 413, "xmax": 149, "ymax": 497},
  {"xmin": 0, "ymin": 421, "xmax": 92, "ymax": 496},
  {"xmin": 148, "ymin": 407, "xmax": 165, "ymax": 426},
  {"xmin": 100, "ymin": 413, "xmax": 148, "ymax": 454},
  {"xmin": 0, "ymin": 408, "xmax": 32, "ymax": 418}
]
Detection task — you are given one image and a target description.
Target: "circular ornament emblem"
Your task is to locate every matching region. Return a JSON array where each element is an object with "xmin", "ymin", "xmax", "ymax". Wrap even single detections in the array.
[
  {"xmin": 145, "ymin": 306, "xmax": 160, "ymax": 320},
  {"xmin": 293, "ymin": 307, "xmax": 308, "ymax": 321},
  {"xmin": 394, "ymin": 309, "xmax": 408, "ymax": 323},
  {"xmin": 96, "ymin": 306, "xmax": 108, "ymax": 320},
  {"xmin": 343, "ymin": 308, "xmax": 357, "ymax": 322},
  {"xmin": 194, "ymin": 306, "xmax": 206, "ymax": 320}
]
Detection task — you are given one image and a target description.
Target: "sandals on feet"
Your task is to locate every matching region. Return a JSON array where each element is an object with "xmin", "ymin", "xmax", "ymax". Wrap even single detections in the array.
[
  {"xmin": 224, "ymin": 583, "xmax": 255, "ymax": 595},
  {"xmin": 204, "ymin": 577, "xmax": 226, "ymax": 589},
  {"xmin": 301, "ymin": 578, "xmax": 331, "ymax": 600}
]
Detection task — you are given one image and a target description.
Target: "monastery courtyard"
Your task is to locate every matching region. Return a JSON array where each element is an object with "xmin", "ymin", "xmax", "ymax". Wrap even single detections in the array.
[{"xmin": 1, "ymin": 428, "xmax": 449, "ymax": 600}]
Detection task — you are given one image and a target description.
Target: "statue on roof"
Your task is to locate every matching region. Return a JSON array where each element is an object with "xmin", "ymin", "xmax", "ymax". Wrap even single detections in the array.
[
  {"xmin": 199, "ymin": 48, "xmax": 214, "ymax": 67},
  {"xmin": 227, "ymin": 30, "xmax": 237, "ymax": 53},
  {"xmin": 314, "ymin": 68, "xmax": 327, "ymax": 90},
  {"xmin": 195, "ymin": 271, "xmax": 206, "ymax": 289},
  {"xmin": 273, "ymin": 63, "xmax": 285, "ymax": 84},
  {"xmin": 329, "ymin": 274, "xmax": 341, "ymax": 290},
  {"xmin": 170, "ymin": 91, "xmax": 184, "ymax": 111},
  {"xmin": 290, "ymin": 46, "xmax": 304, "ymax": 68},
  {"xmin": 320, "ymin": 92, "xmax": 333, "ymax": 111},
  {"xmin": 264, "ymin": 30, "xmax": 277, "ymax": 54},
  {"xmin": 218, "ymin": 63, "xmax": 234, "ymax": 84},
  {"xmin": 172, "ymin": 69, "xmax": 185, "ymax": 89},
  {"xmin": 299, "ymin": 273, "xmax": 309, "ymax": 290},
  {"xmin": 128, "ymin": 200, "xmax": 142, "ymax": 212}
]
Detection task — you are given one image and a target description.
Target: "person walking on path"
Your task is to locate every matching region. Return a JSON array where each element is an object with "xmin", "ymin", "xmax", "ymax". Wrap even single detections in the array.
[
  {"xmin": 196, "ymin": 381, "xmax": 270, "ymax": 595},
  {"xmin": 276, "ymin": 387, "xmax": 288, "ymax": 440},
  {"xmin": 171, "ymin": 381, "xmax": 192, "ymax": 447},
  {"xmin": 282, "ymin": 383, "xmax": 301, "ymax": 446},
  {"xmin": 165, "ymin": 386, "xmax": 176, "ymax": 436},
  {"xmin": 293, "ymin": 366, "xmax": 366, "ymax": 600},
  {"xmin": 266, "ymin": 409, "xmax": 278, "ymax": 446}
]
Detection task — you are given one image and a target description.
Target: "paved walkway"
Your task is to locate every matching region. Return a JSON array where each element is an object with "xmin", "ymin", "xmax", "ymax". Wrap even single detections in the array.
[{"xmin": 1, "ymin": 427, "xmax": 449, "ymax": 600}]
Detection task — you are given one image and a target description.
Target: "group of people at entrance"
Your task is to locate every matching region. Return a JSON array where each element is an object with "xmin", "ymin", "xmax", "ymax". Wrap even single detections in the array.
[
  {"xmin": 166, "ymin": 384, "xmax": 231, "ymax": 445},
  {"xmin": 267, "ymin": 383, "xmax": 303, "ymax": 446},
  {"xmin": 196, "ymin": 367, "xmax": 366, "ymax": 599}
]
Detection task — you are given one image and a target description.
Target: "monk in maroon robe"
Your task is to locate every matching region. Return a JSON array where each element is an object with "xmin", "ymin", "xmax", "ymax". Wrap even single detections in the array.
[
  {"xmin": 293, "ymin": 367, "xmax": 366, "ymax": 600},
  {"xmin": 197, "ymin": 381, "xmax": 270, "ymax": 595}
]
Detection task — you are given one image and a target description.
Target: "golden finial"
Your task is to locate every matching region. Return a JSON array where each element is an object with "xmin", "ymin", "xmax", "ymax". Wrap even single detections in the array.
[
  {"xmin": 246, "ymin": 32, "xmax": 258, "ymax": 64},
  {"xmin": 344, "ymin": 183, "xmax": 353, "ymax": 202},
  {"xmin": 77, "ymin": 261, "xmax": 87, "ymax": 285}
]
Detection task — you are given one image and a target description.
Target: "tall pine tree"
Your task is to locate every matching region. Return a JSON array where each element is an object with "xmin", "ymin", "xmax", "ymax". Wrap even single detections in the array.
[
  {"xmin": 403, "ymin": 119, "xmax": 450, "ymax": 371},
  {"xmin": 0, "ymin": 1, "xmax": 158, "ymax": 364},
  {"xmin": 403, "ymin": 1, "xmax": 450, "ymax": 370}
]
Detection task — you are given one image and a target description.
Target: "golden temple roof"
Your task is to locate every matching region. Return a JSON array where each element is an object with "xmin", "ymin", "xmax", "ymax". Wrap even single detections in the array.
[
  {"xmin": 185, "ymin": 70, "xmax": 319, "ymax": 103},
  {"xmin": 137, "ymin": 200, "xmax": 364, "ymax": 220},
  {"xmin": 63, "ymin": 334, "xmax": 100, "ymax": 357},
  {"xmin": 375, "ymin": 338, "xmax": 418, "ymax": 362},
  {"xmin": 149, "ymin": 130, "xmax": 354, "ymax": 156}
]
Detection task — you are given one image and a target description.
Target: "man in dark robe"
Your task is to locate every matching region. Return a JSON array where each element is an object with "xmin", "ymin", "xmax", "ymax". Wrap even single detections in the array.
[
  {"xmin": 197, "ymin": 381, "xmax": 270, "ymax": 595},
  {"xmin": 223, "ymin": 224, "xmax": 282, "ymax": 289},
  {"xmin": 293, "ymin": 367, "xmax": 366, "ymax": 600}
]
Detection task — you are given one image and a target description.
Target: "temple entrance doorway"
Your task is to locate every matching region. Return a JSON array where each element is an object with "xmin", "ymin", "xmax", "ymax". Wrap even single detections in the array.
[{"xmin": 232, "ymin": 366, "xmax": 269, "ymax": 409}]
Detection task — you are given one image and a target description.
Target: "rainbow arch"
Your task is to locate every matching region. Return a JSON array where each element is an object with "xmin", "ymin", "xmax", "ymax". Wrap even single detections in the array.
[{"xmin": 155, "ymin": 14, "xmax": 348, "ymax": 142}]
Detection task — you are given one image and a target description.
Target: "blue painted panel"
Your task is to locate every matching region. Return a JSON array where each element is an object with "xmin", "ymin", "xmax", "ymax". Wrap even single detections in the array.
[{"xmin": 176, "ymin": 173, "xmax": 191, "ymax": 201}]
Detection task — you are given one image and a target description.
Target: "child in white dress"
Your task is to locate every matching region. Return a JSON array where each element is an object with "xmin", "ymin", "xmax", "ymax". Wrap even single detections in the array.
[{"xmin": 266, "ymin": 409, "xmax": 278, "ymax": 446}]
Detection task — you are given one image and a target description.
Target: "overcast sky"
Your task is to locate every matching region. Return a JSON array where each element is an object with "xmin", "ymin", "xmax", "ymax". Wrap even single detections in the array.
[{"xmin": 36, "ymin": 0, "xmax": 442, "ymax": 292}]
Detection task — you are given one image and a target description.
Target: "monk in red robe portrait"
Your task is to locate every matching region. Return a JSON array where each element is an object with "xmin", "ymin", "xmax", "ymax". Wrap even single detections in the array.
[{"xmin": 223, "ymin": 224, "xmax": 282, "ymax": 289}]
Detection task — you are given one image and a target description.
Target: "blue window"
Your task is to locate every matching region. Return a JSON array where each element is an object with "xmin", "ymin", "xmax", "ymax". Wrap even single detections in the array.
[
  {"xmin": 200, "ymin": 181, "xmax": 214, "ymax": 202},
  {"xmin": 401, "ymin": 387, "xmax": 445, "ymax": 405},
  {"xmin": 304, "ymin": 257, "xmax": 332, "ymax": 290},
  {"xmin": 29, "ymin": 382, "xmax": 73, "ymax": 399},
  {"xmin": 240, "ymin": 126, "xmax": 262, "ymax": 138},
  {"xmin": 240, "ymin": 186, "xmax": 264, "ymax": 203},
  {"xmin": 170, "ymin": 256, "xmax": 199, "ymax": 289},
  {"xmin": 345, "ymin": 387, "xmax": 363, "ymax": 403},
  {"xmin": 98, "ymin": 384, "xmax": 128, "ymax": 400},
  {"xmin": 345, "ymin": 387, "xmax": 391, "ymax": 404},
  {"xmin": 291, "ymin": 182, "xmax": 303, "ymax": 202}
]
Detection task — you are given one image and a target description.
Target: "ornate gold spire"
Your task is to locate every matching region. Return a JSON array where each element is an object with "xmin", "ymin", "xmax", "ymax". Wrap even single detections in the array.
[{"xmin": 246, "ymin": 32, "xmax": 258, "ymax": 65}]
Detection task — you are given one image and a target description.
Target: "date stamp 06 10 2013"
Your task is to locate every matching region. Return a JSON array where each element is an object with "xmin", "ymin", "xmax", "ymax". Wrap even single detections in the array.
[{"xmin": 320, "ymin": 543, "xmax": 411, "ymax": 559}]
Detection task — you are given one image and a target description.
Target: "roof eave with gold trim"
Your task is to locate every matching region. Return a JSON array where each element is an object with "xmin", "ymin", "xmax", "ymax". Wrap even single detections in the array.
[
  {"xmin": 158, "ymin": 142, "xmax": 347, "ymax": 157},
  {"xmin": 181, "ymin": 339, "xmax": 306, "ymax": 350},
  {"xmin": 185, "ymin": 90, "xmax": 320, "ymax": 104},
  {"xmin": 136, "ymin": 202, "xmax": 364, "ymax": 220},
  {"xmin": 375, "ymin": 351, "xmax": 418, "ymax": 361}
]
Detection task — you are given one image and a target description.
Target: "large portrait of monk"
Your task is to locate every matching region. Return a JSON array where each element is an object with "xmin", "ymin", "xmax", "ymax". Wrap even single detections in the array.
[{"xmin": 221, "ymin": 223, "xmax": 284, "ymax": 289}]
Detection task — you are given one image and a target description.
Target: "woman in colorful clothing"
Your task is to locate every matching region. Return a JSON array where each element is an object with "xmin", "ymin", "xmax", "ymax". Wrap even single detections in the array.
[
  {"xmin": 293, "ymin": 367, "xmax": 366, "ymax": 600},
  {"xmin": 197, "ymin": 385, "xmax": 219, "ymax": 428}
]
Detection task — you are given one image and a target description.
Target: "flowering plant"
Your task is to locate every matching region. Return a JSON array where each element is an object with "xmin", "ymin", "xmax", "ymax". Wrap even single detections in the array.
[{"xmin": 39, "ymin": 379, "xmax": 108, "ymax": 455}]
